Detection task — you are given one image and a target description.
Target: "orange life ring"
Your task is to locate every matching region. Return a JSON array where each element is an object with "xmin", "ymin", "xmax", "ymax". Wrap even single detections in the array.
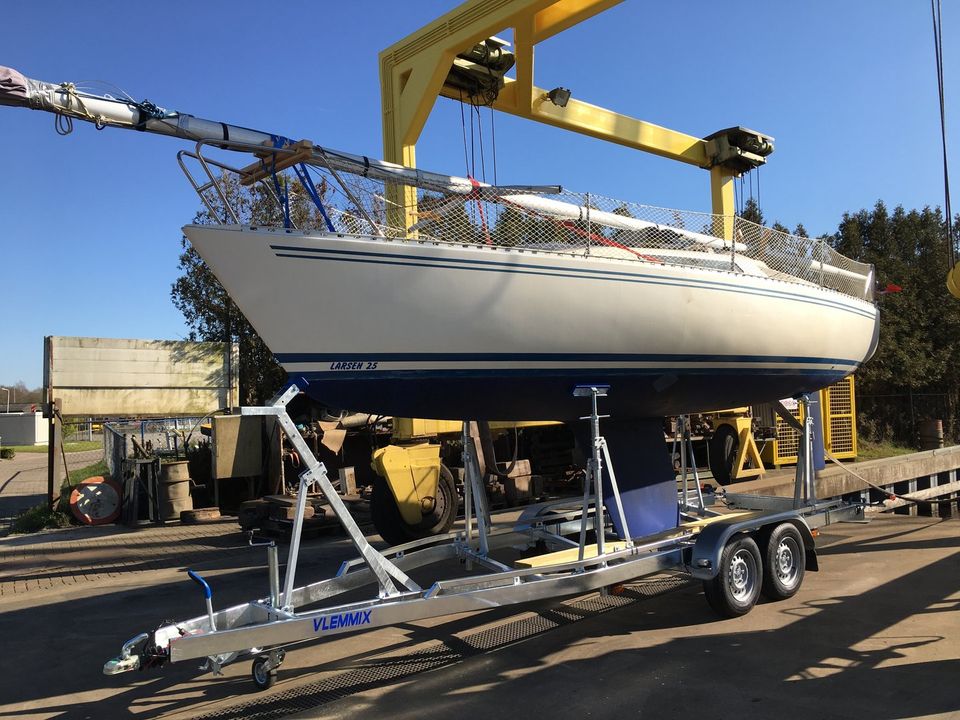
[{"xmin": 69, "ymin": 476, "xmax": 123, "ymax": 526}]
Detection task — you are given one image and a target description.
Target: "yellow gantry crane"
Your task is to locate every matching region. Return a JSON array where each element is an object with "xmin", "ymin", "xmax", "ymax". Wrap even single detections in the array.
[
  {"xmin": 379, "ymin": 0, "xmax": 774, "ymax": 237},
  {"xmin": 370, "ymin": 0, "xmax": 778, "ymax": 542}
]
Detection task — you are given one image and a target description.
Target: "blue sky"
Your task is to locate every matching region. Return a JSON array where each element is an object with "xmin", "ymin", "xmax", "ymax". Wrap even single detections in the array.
[{"xmin": 1, "ymin": 1, "xmax": 955, "ymax": 388}]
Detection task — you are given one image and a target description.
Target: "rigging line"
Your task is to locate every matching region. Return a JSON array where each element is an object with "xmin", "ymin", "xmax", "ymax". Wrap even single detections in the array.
[
  {"xmin": 757, "ymin": 165, "xmax": 761, "ymax": 215},
  {"xmin": 490, "ymin": 105, "xmax": 498, "ymax": 186},
  {"xmin": 458, "ymin": 90, "xmax": 470, "ymax": 178},
  {"xmin": 932, "ymin": 0, "xmax": 954, "ymax": 266},
  {"xmin": 469, "ymin": 95, "xmax": 476, "ymax": 179},
  {"xmin": 474, "ymin": 102, "xmax": 487, "ymax": 183}
]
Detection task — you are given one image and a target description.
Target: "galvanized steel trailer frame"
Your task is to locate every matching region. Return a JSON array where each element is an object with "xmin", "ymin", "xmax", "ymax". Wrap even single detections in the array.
[{"xmin": 103, "ymin": 384, "xmax": 864, "ymax": 687}]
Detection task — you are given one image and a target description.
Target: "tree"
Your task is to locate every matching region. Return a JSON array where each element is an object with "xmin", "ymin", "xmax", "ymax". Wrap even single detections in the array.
[
  {"xmin": 740, "ymin": 197, "xmax": 765, "ymax": 226},
  {"xmin": 832, "ymin": 201, "xmax": 960, "ymax": 441},
  {"xmin": 171, "ymin": 174, "xmax": 332, "ymax": 405}
]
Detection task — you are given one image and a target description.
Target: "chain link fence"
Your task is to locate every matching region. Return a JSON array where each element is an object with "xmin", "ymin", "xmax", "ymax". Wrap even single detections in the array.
[
  {"xmin": 857, "ymin": 393, "xmax": 953, "ymax": 446},
  {"xmin": 103, "ymin": 417, "xmax": 207, "ymax": 477}
]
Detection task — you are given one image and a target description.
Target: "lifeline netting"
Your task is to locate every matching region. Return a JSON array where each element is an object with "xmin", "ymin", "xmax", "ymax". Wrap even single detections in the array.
[{"xmin": 195, "ymin": 152, "xmax": 874, "ymax": 303}]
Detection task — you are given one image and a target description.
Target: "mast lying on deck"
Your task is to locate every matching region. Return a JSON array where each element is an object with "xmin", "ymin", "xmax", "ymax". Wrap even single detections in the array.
[{"xmin": 0, "ymin": 65, "xmax": 507, "ymax": 197}]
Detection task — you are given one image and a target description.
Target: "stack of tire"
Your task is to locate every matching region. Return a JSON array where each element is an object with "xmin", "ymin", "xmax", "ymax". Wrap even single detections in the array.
[{"xmin": 160, "ymin": 460, "xmax": 194, "ymax": 520}]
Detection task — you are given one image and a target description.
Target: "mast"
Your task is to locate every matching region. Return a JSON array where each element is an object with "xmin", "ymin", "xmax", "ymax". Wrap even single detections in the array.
[{"xmin": 0, "ymin": 65, "xmax": 518, "ymax": 197}]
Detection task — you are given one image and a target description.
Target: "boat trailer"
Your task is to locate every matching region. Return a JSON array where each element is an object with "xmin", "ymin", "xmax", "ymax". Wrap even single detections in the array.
[{"xmin": 104, "ymin": 383, "xmax": 865, "ymax": 690}]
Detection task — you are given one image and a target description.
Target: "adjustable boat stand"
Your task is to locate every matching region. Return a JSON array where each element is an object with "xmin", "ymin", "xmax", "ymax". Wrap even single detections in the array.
[{"xmin": 673, "ymin": 415, "xmax": 707, "ymax": 516}]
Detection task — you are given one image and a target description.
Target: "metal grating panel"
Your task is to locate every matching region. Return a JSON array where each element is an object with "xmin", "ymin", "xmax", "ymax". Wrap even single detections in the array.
[
  {"xmin": 776, "ymin": 412, "xmax": 802, "ymax": 459},
  {"xmin": 192, "ymin": 574, "xmax": 693, "ymax": 719},
  {"xmin": 830, "ymin": 416, "xmax": 854, "ymax": 454}
]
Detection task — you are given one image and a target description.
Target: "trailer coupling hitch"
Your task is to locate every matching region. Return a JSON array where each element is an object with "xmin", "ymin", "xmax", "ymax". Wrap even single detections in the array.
[{"xmin": 103, "ymin": 632, "xmax": 150, "ymax": 675}]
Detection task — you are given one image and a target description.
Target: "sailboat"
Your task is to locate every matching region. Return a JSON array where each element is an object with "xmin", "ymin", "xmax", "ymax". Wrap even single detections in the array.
[{"xmin": 1, "ymin": 65, "xmax": 878, "ymax": 420}]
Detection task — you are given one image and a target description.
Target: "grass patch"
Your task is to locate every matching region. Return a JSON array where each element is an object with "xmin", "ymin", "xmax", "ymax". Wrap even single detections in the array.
[
  {"xmin": 857, "ymin": 440, "xmax": 917, "ymax": 461},
  {"xmin": 66, "ymin": 459, "xmax": 110, "ymax": 487},
  {"xmin": 5, "ymin": 441, "xmax": 103, "ymax": 454},
  {"xmin": 11, "ymin": 503, "xmax": 73, "ymax": 534},
  {"xmin": 10, "ymin": 458, "xmax": 111, "ymax": 534}
]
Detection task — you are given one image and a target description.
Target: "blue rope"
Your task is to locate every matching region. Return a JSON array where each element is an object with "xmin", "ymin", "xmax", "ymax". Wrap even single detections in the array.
[
  {"xmin": 268, "ymin": 135, "xmax": 292, "ymax": 228},
  {"xmin": 264, "ymin": 135, "xmax": 334, "ymax": 231},
  {"xmin": 294, "ymin": 163, "xmax": 335, "ymax": 232}
]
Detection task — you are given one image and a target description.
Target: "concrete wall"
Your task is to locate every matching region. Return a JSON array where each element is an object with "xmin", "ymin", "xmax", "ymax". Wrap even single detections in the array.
[
  {"xmin": 0, "ymin": 412, "xmax": 46, "ymax": 446},
  {"xmin": 44, "ymin": 336, "xmax": 239, "ymax": 416}
]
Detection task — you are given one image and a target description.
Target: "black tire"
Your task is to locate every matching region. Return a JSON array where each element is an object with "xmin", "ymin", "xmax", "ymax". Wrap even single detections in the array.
[
  {"xmin": 708, "ymin": 424, "xmax": 738, "ymax": 485},
  {"xmin": 703, "ymin": 535, "xmax": 763, "ymax": 618},
  {"xmin": 761, "ymin": 523, "xmax": 806, "ymax": 600},
  {"xmin": 251, "ymin": 656, "xmax": 276, "ymax": 690},
  {"xmin": 370, "ymin": 464, "xmax": 458, "ymax": 546}
]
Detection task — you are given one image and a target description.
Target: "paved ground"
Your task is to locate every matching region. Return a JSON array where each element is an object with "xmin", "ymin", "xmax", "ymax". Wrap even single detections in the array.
[
  {"xmin": 0, "ymin": 510, "xmax": 956, "ymax": 719},
  {"xmin": 0, "ymin": 449, "xmax": 103, "ymax": 534}
]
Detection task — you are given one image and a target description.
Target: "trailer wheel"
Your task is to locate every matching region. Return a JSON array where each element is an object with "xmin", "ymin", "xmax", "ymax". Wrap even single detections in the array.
[
  {"xmin": 761, "ymin": 523, "xmax": 805, "ymax": 600},
  {"xmin": 371, "ymin": 464, "xmax": 457, "ymax": 546},
  {"xmin": 251, "ymin": 655, "xmax": 277, "ymax": 690},
  {"xmin": 703, "ymin": 535, "xmax": 763, "ymax": 618},
  {"xmin": 708, "ymin": 424, "xmax": 738, "ymax": 485}
]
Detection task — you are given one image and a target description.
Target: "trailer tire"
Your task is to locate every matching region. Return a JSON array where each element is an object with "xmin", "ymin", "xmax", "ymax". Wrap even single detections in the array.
[
  {"xmin": 708, "ymin": 424, "xmax": 738, "ymax": 485},
  {"xmin": 761, "ymin": 523, "xmax": 805, "ymax": 600},
  {"xmin": 703, "ymin": 535, "xmax": 763, "ymax": 618},
  {"xmin": 251, "ymin": 656, "xmax": 277, "ymax": 690},
  {"xmin": 371, "ymin": 464, "xmax": 457, "ymax": 546}
]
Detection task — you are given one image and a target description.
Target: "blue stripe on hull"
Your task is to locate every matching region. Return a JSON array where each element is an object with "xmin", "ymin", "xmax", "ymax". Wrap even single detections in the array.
[
  {"xmin": 271, "ymin": 244, "xmax": 877, "ymax": 320},
  {"xmin": 291, "ymin": 368, "xmax": 853, "ymax": 420},
  {"xmin": 277, "ymin": 351, "xmax": 860, "ymax": 367}
]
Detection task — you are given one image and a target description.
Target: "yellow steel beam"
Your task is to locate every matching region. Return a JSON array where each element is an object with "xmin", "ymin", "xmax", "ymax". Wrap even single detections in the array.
[
  {"xmin": 380, "ymin": 0, "xmax": 558, "ymax": 163},
  {"xmin": 440, "ymin": 77, "xmax": 709, "ymax": 167},
  {"xmin": 710, "ymin": 165, "xmax": 737, "ymax": 240},
  {"xmin": 380, "ymin": 0, "xmax": 748, "ymax": 230},
  {"xmin": 532, "ymin": 0, "xmax": 624, "ymax": 42}
]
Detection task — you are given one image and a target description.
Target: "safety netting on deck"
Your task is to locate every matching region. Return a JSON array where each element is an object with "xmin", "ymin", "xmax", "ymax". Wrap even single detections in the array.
[{"xmin": 193, "ymin": 151, "xmax": 875, "ymax": 303}]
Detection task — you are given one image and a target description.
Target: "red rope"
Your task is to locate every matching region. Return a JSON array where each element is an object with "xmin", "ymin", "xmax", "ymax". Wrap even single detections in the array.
[
  {"xmin": 497, "ymin": 195, "xmax": 661, "ymax": 263},
  {"xmin": 469, "ymin": 176, "xmax": 492, "ymax": 245}
]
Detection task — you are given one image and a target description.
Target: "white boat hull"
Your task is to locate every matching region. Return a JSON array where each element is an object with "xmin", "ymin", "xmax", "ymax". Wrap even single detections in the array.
[{"xmin": 184, "ymin": 225, "xmax": 879, "ymax": 420}]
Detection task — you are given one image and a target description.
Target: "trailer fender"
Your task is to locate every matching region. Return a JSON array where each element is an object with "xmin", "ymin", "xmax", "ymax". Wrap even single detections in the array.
[{"xmin": 689, "ymin": 510, "xmax": 816, "ymax": 580}]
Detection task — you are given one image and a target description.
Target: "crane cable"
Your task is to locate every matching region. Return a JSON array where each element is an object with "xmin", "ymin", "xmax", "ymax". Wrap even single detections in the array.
[{"xmin": 932, "ymin": 0, "xmax": 960, "ymax": 295}]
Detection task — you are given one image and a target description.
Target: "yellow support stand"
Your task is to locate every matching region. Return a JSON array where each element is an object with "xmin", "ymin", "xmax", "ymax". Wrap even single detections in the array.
[{"xmin": 731, "ymin": 422, "xmax": 765, "ymax": 481}]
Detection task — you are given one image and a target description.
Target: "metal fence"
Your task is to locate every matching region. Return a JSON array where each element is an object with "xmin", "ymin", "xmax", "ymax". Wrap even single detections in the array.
[
  {"xmin": 189, "ymin": 150, "xmax": 876, "ymax": 304},
  {"xmin": 857, "ymin": 393, "xmax": 953, "ymax": 446},
  {"xmin": 103, "ymin": 417, "xmax": 207, "ymax": 477},
  {"xmin": 63, "ymin": 420, "xmax": 97, "ymax": 443}
]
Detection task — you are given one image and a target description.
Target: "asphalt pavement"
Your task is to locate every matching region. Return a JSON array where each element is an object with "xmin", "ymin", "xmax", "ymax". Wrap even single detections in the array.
[{"xmin": 0, "ymin": 508, "xmax": 956, "ymax": 720}]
